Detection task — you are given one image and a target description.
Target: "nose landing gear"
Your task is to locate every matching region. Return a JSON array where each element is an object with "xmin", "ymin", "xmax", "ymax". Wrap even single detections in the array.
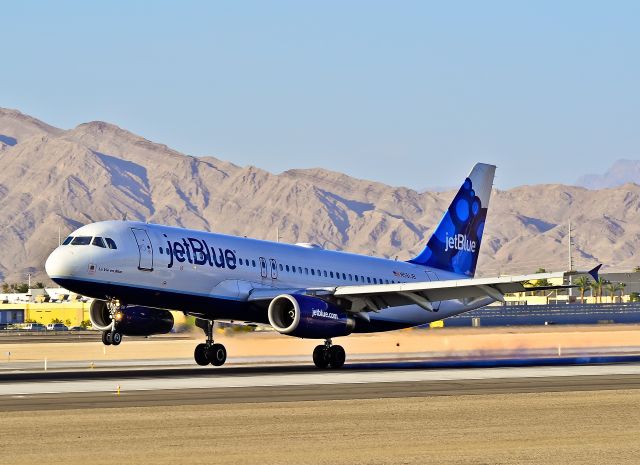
[
  {"xmin": 313, "ymin": 339, "xmax": 346, "ymax": 369},
  {"xmin": 194, "ymin": 319, "xmax": 227, "ymax": 367}
]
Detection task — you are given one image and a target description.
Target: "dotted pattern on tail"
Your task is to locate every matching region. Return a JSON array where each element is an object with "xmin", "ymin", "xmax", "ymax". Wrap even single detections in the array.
[{"xmin": 409, "ymin": 177, "xmax": 487, "ymax": 277}]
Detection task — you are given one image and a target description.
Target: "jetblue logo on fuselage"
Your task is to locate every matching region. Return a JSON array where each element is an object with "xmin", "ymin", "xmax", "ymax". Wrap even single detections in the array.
[
  {"xmin": 166, "ymin": 237, "xmax": 236, "ymax": 270},
  {"xmin": 444, "ymin": 233, "xmax": 476, "ymax": 253}
]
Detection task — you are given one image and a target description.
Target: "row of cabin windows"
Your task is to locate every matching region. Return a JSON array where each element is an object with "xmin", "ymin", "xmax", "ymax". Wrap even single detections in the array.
[
  {"xmin": 62, "ymin": 236, "xmax": 118, "ymax": 249},
  {"xmin": 277, "ymin": 264, "xmax": 393, "ymax": 284}
]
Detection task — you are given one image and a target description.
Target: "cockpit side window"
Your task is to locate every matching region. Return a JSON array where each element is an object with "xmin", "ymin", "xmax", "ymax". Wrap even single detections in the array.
[
  {"xmin": 71, "ymin": 236, "xmax": 92, "ymax": 246},
  {"xmin": 62, "ymin": 236, "xmax": 74, "ymax": 245},
  {"xmin": 105, "ymin": 238, "xmax": 118, "ymax": 249},
  {"xmin": 92, "ymin": 237, "xmax": 106, "ymax": 248}
]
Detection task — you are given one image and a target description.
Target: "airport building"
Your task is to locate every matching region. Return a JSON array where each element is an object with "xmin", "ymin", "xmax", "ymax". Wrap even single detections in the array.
[
  {"xmin": 499, "ymin": 272, "xmax": 640, "ymax": 306},
  {"xmin": 0, "ymin": 288, "xmax": 91, "ymax": 328}
]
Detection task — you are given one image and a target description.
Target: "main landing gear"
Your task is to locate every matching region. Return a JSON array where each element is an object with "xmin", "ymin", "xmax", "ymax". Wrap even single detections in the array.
[
  {"xmin": 313, "ymin": 339, "xmax": 345, "ymax": 369},
  {"xmin": 194, "ymin": 319, "xmax": 227, "ymax": 367},
  {"xmin": 101, "ymin": 300, "xmax": 123, "ymax": 346},
  {"xmin": 101, "ymin": 330, "xmax": 122, "ymax": 346}
]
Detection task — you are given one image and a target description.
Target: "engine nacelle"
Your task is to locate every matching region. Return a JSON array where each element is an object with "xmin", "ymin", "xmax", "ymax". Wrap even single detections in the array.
[
  {"xmin": 90, "ymin": 300, "xmax": 174, "ymax": 336},
  {"xmin": 268, "ymin": 294, "xmax": 355, "ymax": 339}
]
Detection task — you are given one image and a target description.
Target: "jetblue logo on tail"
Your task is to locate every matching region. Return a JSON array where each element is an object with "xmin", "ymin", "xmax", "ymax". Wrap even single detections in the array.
[
  {"xmin": 409, "ymin": 169, "xmax": 493, "ymax": 277},
  {"xmin": 445, "ymin": 233, "xmax": 476, "ymax": 253}
]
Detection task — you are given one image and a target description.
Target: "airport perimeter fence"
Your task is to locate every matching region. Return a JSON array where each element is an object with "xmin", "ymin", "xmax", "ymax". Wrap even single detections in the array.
[{"xmin": 444, "ymin": 302, "xmax": 640, "ymax": 327}]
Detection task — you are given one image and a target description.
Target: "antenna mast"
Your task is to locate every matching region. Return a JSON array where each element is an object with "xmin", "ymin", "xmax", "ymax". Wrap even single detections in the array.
[{"xmin": 568, "ymin": 221, "xmax": 574, "ymax": 271}]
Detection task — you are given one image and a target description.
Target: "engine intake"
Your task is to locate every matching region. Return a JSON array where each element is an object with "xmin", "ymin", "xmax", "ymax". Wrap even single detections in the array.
[
  {"xmin": 90, "ymin": 300, "xmax": 174, "ymax": 336},
  {"xmin": 268, "ymin": 294, "xmax": 355, "ymax": 339}
]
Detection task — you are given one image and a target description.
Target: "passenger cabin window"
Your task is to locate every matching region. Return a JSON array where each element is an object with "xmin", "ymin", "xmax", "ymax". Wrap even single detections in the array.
[
  {"xmin": 71, "ymin": 236, "xmax": 92, "ymax": 246},
  {"xmin": 92, "ymin": 237, "xmax": 106, "ymax": 248},
  {"xmin": 62, "ymin": 236, "xmax": 74, "ymax": 245},
  {"xmin": 105, "ymin": 238, "xmax": 118, "ymax": 249}
]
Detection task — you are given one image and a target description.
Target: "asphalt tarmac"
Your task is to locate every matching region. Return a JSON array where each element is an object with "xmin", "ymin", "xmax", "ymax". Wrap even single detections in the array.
[{"xmin": 2, "ymin": 359, "xmax": 640, "ymax": 411}]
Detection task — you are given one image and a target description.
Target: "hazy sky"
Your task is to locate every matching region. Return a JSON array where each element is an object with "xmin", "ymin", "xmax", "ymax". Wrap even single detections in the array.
[{"xmin": 1, "ymin": 1, "xmax": 638, "ymax": 189}]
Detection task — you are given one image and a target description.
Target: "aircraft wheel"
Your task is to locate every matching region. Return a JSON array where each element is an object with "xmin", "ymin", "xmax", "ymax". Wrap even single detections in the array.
[
  {"xmin": 328, "ymin": 345, "xmax": 346, "ymax": 369},
  {"xmin": 312, "ymin": 345, "xmax": 329, "ymax": 369},
  {"xmin": 194, "ymin": 343, "xmax": 209, "ymax": 366},
  {"xmin": 208, "ymin": 343, "xmax": 227, "ymax": 367},
  {"xmin": 102, "ymin": 331, "xmax": 112, "ymax": 346},
  {"xmin": 111, "ymin": 331, "xmax": 122, "ymax": 346}
]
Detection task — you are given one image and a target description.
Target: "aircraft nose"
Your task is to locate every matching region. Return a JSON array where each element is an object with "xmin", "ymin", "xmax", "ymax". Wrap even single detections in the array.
[{"xmin": 45, "ymin": 248, "xmax": 74, "ymax": 278}]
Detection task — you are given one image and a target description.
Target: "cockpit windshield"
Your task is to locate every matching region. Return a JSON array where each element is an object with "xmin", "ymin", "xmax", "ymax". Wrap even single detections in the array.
[
  {"xmin": 71, "ymin": 236, "xmax": 92, "ymax": 246},
  {"xmin": 92, "ymin": 237, "xmax": 106, "ymax": 248},
  {"xmin": 62, "ymin": 235, "xmax": 117, "ymax": 249}
]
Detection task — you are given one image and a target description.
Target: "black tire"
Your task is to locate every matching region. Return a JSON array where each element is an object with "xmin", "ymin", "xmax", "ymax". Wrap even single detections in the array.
[
  {"xmin": 111, "ymin": 331, "xmax": 122, "ymax": 346},
  {"xmin": 194, "ymin": 343, "xmax": 209, "ymax": 366},
  {"xmin": 329, "ymin": 345, "xmax": 346, "ymax": 369},
  {"xmin": 208, "ymin": 343, "xmax": 227, "ymax": 367},
  {"xmin": 102, "ymin": 331, "xmax": 112, "ymax": 346},
  {"xmin": 312, "ymin": 345, "xmax": 329, "ymax": 369}
]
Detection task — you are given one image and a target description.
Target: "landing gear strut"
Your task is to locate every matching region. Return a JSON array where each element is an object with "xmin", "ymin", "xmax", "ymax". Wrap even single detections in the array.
[
  {"xmin": 313, "ymin": 339, "xmax": 345, "ymax": 369},
  {"xmin": 101, "ymin": 299, "xmax": 123, "ymax": 346},
  {"xmin": 194, "ymin": 319, "xmax": 227, "ymax": 367}
]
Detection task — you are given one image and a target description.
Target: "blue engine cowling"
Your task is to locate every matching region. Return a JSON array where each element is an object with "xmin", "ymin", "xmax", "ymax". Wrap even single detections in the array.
[
  {"xmin": 267, "ymin": 294, "xmax": 355, "ymax": 339},
  {"xmin": 90, "ymin": 300, "xmax": 174, "ymax": 336}
]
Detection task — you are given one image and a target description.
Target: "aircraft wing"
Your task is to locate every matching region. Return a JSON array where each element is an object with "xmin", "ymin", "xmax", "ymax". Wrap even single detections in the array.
[
  {"xmin": 332, "ymin": 272, "xmax": 559, "ymax": 311},
  {"xmin": 247, "ymin": 266, "xmax": 600, "ymax": 313},
  {"xmin": 330, "ymin": 266, "xmax": 601, "ymax": 312}
]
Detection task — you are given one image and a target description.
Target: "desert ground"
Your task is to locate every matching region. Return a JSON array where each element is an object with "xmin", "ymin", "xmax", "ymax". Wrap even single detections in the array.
[{"xmin": 2, "ymin": 390, "xmax": 639, "ymax": 465}]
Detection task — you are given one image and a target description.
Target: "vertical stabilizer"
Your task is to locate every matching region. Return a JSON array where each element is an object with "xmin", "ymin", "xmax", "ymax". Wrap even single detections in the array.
[{"xmin": 409, "ymin": 163, "xmax": 496, "ymax": 277}]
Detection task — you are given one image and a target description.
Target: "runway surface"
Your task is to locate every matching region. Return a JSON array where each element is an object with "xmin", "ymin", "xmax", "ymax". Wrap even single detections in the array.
[{"xmin": 2, "ymin": 357, "xmax": 640, "ymax": 411}]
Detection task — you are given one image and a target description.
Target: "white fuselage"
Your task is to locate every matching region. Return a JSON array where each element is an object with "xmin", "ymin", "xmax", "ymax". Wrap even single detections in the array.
[{"xmin": 45, "ymin": 220, "xmax": 495, "ymax": 331}]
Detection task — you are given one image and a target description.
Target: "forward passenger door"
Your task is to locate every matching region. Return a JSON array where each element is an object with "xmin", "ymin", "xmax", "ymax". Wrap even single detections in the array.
[{"xmin": 131, "ymin": 228, "xmax": 154, "ymax": 271}]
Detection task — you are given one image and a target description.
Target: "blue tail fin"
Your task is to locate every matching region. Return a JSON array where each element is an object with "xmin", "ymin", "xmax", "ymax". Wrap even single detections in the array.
[{"xmin": 409, "ymin": 163, "xmax": 496, "ymax": 277}]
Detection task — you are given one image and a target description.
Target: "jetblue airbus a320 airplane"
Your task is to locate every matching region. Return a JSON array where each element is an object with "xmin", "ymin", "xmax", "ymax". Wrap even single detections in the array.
[{"xmin": 45, "ymin": 163, "xmax": 596, "ymax": 368}]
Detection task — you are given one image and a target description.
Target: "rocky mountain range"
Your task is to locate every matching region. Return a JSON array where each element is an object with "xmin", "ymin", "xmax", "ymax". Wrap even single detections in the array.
[{"xmin": 0, "ymin": 107, "xmax": 638, "ymax": 284}]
